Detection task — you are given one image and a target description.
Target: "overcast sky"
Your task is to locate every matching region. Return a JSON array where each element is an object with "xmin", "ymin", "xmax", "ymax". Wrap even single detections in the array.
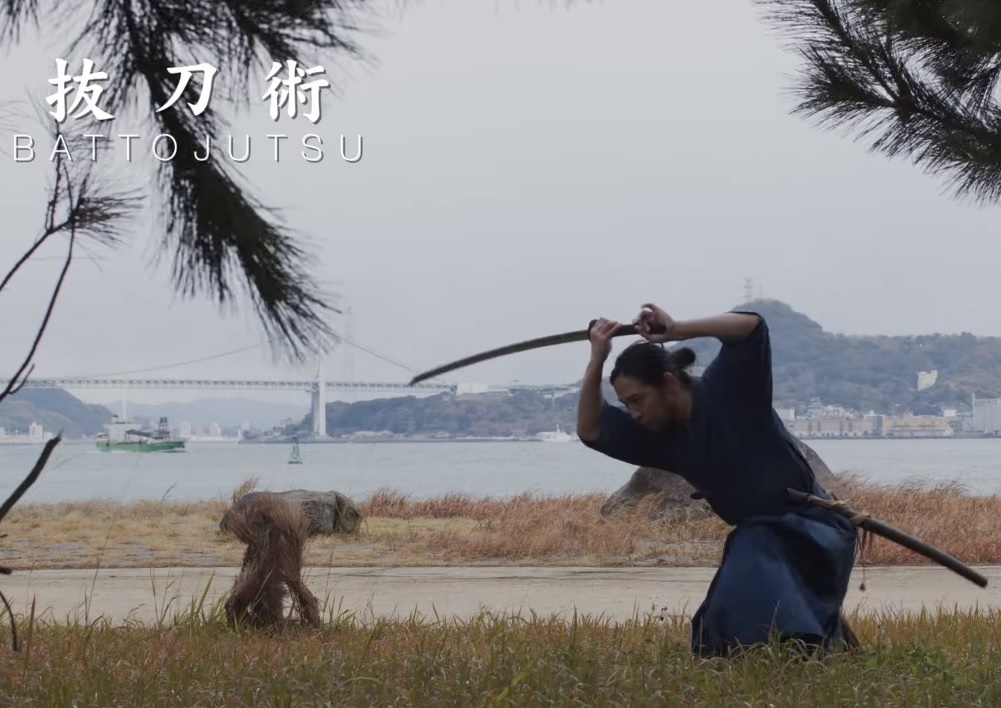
[{"xmin": 1, "ymin": 0, "xmax": 999, "ymax": 406}]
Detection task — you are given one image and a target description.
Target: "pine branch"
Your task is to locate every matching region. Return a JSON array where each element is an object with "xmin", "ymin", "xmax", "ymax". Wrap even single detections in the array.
[
  {"xmin": 849, "ymin": 0, "xmax": 1001, "ymax": 53},
  {"xmin": 58, "ymin": 0, "xmax": 358, "ymax": 362},
  {"xmin": 756, "ymin": 0, "xmax": 1001, "ymax": 206},
  {"xmin": 0, "ymin": 0, "xmax": 37, "ymax": 42},
  {"xmin": 851, "ymin": 1, "xmax": 1001, "ymax": 107},
  {"xmin": 1, "ymin": 0, "xmax": 594, "ymax": 360}
]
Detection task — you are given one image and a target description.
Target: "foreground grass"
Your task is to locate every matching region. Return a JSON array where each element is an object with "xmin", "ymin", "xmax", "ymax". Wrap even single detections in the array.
[
  {"xmin": 1, "ymin": 601, "xmax": 1000, "ymax": 705},
  {"xmin": 2, "ymin": 475, "xmax": 1000, "ymax": 569}
]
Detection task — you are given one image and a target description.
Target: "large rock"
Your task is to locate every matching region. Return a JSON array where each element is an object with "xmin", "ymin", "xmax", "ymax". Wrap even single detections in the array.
[
  {"xmin": 599, "ymin": 465, "xmax": 712, "ymax": 521},
  {"xmin": 220, "ymin": 490, "xmax": 362, "ymax": 536},
  {"xmin": 600, "ymin": 439, "xmax": 844, "ymax": 520},
  {"xmin": 792, "ymin": 438, "xmax": 844, "ymax": 497}
]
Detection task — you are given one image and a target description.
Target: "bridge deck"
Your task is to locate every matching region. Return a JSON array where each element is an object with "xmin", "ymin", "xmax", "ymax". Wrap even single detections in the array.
[{"xmin": 4, "ymin": 378, "xmax": 579, "ymax": 394}]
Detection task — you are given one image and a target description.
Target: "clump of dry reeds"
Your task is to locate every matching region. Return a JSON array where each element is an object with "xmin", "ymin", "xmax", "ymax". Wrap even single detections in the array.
[
  {"xmin": 361, "ymin": 487, "xmax": 610, "ymax": 520},
  {"xmin": 352, "ymin": 477, "xmax": 1001, "ymax": 567},
  {"xmin": 222, "ymin": 491, "xmax": 320, "ymax": 630},
  {"xmin": 356, "ymin": 486, "xmax": 726, "ymax": 564},
  {"xmin": 3, "ymin": 474, "xmax": 1000, "ymax": 570}
]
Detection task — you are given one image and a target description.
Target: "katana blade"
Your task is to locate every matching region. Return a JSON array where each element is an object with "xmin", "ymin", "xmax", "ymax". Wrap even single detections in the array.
[{"xmin": 408, "ymin": 320, "xmax": 652, "ymax": 385}]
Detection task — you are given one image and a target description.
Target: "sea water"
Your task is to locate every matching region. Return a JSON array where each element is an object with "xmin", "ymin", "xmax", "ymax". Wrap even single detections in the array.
[{"xmin": 0, "ymin": 437, "xmax": 999, "ymax": 505}]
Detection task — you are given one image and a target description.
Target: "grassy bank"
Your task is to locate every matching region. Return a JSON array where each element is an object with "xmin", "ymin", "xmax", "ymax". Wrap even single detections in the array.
[
  {"xmin": 1, "ymin": 603, "xmax": 1000, "ymax": 705},
  {"xmin": 3, "ymin": 477, "xmax": 1000, "ymax": 704},
  {"xmin": 2, "ymin": 476, "xmax": 999, "ymax": 569}
]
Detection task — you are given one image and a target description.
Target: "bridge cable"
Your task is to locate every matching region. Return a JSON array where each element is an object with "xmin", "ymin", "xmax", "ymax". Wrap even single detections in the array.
[
  {"xmin": 335, "ymin": 336, "xmax": 453, "ymax": 384},
  {"xmin": 73, "ymin": 342, "xmax": 274, "ymax": 379},
  {"xmin": 63, "ymin": 334, "xmax": 455, "ymax": 385}
]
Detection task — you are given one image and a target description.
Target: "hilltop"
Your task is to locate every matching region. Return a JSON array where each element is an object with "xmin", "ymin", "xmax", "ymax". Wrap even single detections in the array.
[{"xmin": 673, "ymin": 299, "xmax": 1001, "ymax": 414}]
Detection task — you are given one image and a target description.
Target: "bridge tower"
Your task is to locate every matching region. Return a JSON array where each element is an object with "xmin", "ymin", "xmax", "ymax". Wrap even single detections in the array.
[
  {"xmin": 310, "ymin": 357, "xmax": 327, "ymax": 438},
  {"xmin": 343, "ymin": 306, "xmax": 355, "ymax": 383}
]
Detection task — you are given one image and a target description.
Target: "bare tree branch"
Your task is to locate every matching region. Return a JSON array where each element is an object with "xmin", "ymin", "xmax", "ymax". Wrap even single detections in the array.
[
  {"xmin": 0, "ymin": 115, "xmax": 138, "ymax": 651},
  {"xmin": 0, "ymin": 124, "xmax": 143, "ymax": 405},
  {"xmin": 0, "ymin": 435, "xmax": 62, "ymax": 527},
  {"xmin": 0, "ymin": 433, "xmax": 63, "ymax": 655},
  {"xmin": 0, "ymin": 213, "xmax": 76, "ymax": 405}
]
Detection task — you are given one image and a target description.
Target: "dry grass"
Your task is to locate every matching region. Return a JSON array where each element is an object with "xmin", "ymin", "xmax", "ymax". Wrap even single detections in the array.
[
  {"xmin": 2, "ymin": 602, "xmax": 1001, "ymax": 705},
  {"xmin": 3, "ymin": 476, "xmax": 1000, "ymax": 704},
  {"xmin": 0, "ymin": 475, "xmax": 999, "ymax": 569}
]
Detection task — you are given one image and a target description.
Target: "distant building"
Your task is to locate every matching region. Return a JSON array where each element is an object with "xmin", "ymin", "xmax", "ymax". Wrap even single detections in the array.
[
  {"xmin": 882, "ymin": 414, "xmax": 953, "ymax": 437},
  {"xmin": 805, "ymin": 398, "xmax": 852, "ymax": 419},
  {"xmin": 28, "ymin": 422, "xmax": 44, "ymax": 442},
  {"xmin": 972, "ymin": 395, "xmax": 1001, "ymax": 433},
  {"xmin": 917, "ymin": 370, "xmax": 938, "ymax": 391},
  {"xmin": 785, "ymin": 416, "xmax": 877, "ymax": 438}
]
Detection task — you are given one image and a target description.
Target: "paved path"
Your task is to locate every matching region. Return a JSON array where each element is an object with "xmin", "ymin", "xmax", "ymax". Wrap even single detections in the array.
[{"xmin": 2, "ymin": 566, "xmax": 999, "ymax": 625}]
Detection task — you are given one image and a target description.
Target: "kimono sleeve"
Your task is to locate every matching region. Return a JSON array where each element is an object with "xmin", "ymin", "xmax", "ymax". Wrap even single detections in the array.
[
  {"xmin": 700, "ymin": 310, "xmax": 773, "ymax": 410},
  {"xmin": 579, "ymin": 402, "xmax": 665, "ymax": 468}
]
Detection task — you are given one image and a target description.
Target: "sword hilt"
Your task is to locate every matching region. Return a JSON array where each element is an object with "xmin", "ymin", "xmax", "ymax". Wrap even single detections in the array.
[{"xmin": 587, "ymin": 320, "xmax": 667, "ymax": 338}]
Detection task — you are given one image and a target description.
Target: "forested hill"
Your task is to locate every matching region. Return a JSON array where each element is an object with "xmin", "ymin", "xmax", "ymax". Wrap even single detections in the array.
[
  {"xmin": 673, "ymin": 299, "xmax": 1001, "ymax": 414},
  {"xmin": 287, "ymin": 299, "xmax": 1001, "ymax": 438},
  {"xmin": 0, "ymin": 388, "xmax": 113, "ymax": 437}
]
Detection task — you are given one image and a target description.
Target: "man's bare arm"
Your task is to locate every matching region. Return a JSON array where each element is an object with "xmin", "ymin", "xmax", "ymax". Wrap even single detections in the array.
[{"xmin": 576, "ymin": 356, "xmax": 605, "ymax": 442}]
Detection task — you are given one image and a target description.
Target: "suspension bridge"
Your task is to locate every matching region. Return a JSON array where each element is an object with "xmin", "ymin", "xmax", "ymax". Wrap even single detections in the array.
[
  {"xmin": 1, "ymin": 312, "xmax": 583, "ymax": 437},
  {"xmin": 4, "ymin": 375, "xmax": 580, "ymax": 438}
]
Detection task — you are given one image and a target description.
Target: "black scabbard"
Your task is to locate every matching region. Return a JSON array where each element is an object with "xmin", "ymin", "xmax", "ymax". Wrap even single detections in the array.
[{"xmin": 787, "ymin": 488, "xmax": 988, "ymax": 589}]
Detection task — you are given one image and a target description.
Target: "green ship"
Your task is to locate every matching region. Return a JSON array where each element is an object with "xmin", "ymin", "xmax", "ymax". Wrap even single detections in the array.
[{"xmin": 96, "ymin": 415, "xmax": 186, "ymax": 453}]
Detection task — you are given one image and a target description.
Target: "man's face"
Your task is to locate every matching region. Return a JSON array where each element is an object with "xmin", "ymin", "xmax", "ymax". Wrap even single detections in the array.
[{"xmin": 612, "ymin": 373, "xmax": 680, "ymax": 432}]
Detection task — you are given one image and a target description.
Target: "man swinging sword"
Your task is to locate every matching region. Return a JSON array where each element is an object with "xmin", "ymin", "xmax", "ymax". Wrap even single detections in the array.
[
  {"xmin": 578, "ymin": 304, "xmax": 861, "ymax": 656},
  {"xmin": 410, "ymin": 302, "xmax": 987, "ymax": 656}
]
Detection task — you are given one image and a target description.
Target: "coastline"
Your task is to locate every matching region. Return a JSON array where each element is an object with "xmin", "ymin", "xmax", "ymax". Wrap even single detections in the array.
[
  {"xmin": 234, "ymin": 433, "xmax": 998, "ymax": 444},
  {"xmin": 237, "ymin": 436, "xmax": 549, "ymax": 444},
  {"xmin": 1, "ymin": 434, "xmax": 996, "ymax": 448}
]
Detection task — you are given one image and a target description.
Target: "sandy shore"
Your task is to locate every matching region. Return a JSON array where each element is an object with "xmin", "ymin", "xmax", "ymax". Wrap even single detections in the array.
[{"xmin": 2, "ymin": 565, "xmax": 999, "ymax": 625}]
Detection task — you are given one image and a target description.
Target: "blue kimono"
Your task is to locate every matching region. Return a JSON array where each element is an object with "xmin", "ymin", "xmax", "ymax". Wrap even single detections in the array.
[{"xmin": 582, "ymin": 311, "xmax": 858, "ymax": 656}]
